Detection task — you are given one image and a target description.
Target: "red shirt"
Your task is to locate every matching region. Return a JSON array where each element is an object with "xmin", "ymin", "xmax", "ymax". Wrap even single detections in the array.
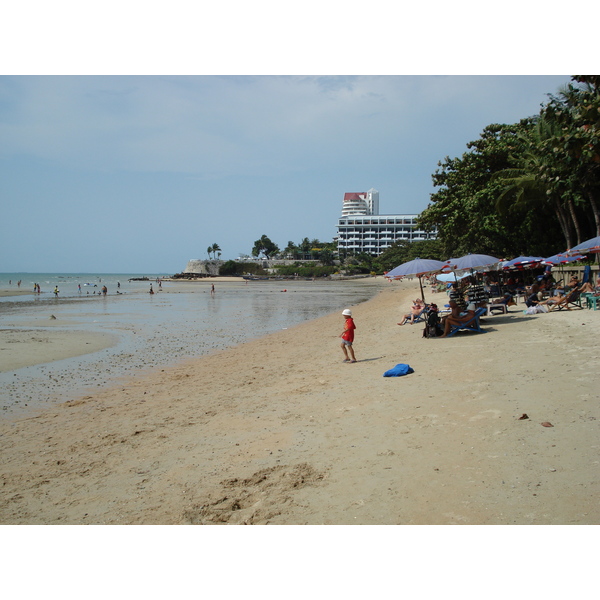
[{"xmin": 342, "ymin": 317, "xmax": 356, "ymax": 342}]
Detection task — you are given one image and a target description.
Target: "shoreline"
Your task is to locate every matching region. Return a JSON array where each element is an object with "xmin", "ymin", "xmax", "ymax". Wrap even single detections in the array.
[
  {"xmin": 0, "ymin": 277, "xmax": 385, "ymax": 376},
  {"xmin": 0, "ymin": 279, "xmax": 598, "ymax": 524}
]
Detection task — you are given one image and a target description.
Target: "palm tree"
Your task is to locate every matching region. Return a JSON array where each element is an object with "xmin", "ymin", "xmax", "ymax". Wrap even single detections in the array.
[{"xmin": 211, "ymin": 243, "xmax": 221, "ymax": 260}]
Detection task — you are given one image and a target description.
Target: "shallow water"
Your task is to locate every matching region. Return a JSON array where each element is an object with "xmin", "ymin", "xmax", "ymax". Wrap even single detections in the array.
[{"xmin": 0, "ymin": 277, "xmax": 381, "ymax": 416}]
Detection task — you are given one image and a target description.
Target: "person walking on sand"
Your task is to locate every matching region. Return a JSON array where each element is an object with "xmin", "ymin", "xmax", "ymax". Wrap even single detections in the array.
[{"xmin": 340, "ymin": 309, "xmax": 357, "ymax": 363}]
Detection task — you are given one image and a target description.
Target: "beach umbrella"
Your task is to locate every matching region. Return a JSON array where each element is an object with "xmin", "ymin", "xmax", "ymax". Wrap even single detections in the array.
[
  {"xmin": 566, "ymin": 235, "xmax": 600, "ymax": 255},
  {"xmin": 435, "ymin": 272, "xmax": 471, "ymax": 283},
  {"xmin": 385, "ymin": 257, "xmax": 447, "ymax": 302},
  {"xmin": 541, "ymin": 252, "xmax": 585, "ymax": 285},
  {"xmin": 501, "ymin": 256, "xmax": 544, "ymax": 270},
  {"xmin": 541, "ymin": 252, "xmax": 584, "ymax": 265},
  {"xmin": 444, "ymin": 254, "xmax": 500, "ymax": 271}
]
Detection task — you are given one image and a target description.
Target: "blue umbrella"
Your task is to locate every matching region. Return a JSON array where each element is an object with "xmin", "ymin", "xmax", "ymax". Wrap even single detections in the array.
[
  {"xmin": 502, "ymin": 256, "xmax": 544, "ymax": 270},
  {"xmin": 386, "ymin": 258, "xmax": 447, "ymax": 279},
  {"xmin": 444, "ymin": 254, "xmax": 500, "ymax": 271},
  {"xmin": 541, "ymin": 252, "xmax": 585, "ymax": 284},
  {"xmin": 385, "ymin": 258, "xmax": 447, "ymax": 302},
  {"xmin": 566, "ymin": 235, "xmax": 600, "ymax": 255},
  {"xmin": 541, "ymin": 252, "xmax": 584, "ymax": 265}
]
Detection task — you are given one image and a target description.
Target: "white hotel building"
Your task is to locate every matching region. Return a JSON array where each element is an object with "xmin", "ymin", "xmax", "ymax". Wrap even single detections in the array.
[{"xmin": 336, "ymin": 188, "xmax": 435, "ymax": 257}]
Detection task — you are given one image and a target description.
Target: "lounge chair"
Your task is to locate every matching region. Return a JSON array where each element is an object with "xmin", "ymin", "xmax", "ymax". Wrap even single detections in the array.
[
  {"xmin": 549, "ymin": 288, "xmax": 583, "ymax": 311},
  {"xmin": 446, "ymin": 307, "xmax": 487, "ymax": 337},
  {"xmin": 486, "ymin": 302, "xmax": 508, "ymax": 316},
  {"xmin": 412, "ymin": 307, "xmax": 427, "ymax": 324},
  {"xmin": 399, "ymin": 306, "xmax": 426, "ymax": 325}
]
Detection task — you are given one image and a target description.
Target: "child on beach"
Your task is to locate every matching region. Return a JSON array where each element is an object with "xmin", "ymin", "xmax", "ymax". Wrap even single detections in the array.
[{"xmin": 340, "ymin": 309, "xmax": 357, "ymax": 363}]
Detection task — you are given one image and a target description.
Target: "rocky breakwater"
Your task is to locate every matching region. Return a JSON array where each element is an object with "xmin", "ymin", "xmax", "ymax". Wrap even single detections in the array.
[{"xmin": 182, "ymin": 259, "xmax": 222, "ymax": 277}]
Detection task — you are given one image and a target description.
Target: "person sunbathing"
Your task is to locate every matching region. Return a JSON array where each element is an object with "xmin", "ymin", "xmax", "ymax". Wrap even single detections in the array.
[
  {"xmin": 439, "ymin": 301, "xmax": 476, "ymax": 338},
  {"xmin": 579, "ymin": 281, "xmax": 596, "ymax": 294},
  {"xmin": 539, "ymin": 286, "xmax": 581, "ymax": 310},
  {"xmin": 398, "ymin": 299, "xmax": 425, "ymax": 325}
]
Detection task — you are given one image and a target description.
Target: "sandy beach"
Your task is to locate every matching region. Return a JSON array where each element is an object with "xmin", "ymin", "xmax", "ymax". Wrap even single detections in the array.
[{"xmin": 0, "ymin": 277, "xmax": 598, "ymax": 525}]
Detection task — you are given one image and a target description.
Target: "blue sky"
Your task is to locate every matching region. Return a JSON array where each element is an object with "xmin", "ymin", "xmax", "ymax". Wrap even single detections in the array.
[{"xmin": 0, "ymin": 75, "xmax": 573, "ymax": 273}]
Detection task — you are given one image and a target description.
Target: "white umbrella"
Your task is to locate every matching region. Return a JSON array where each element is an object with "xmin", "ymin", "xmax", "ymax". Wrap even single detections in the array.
[{"xmin": 435, "ymin": 272, "xmax": 471, "ymax": 283}]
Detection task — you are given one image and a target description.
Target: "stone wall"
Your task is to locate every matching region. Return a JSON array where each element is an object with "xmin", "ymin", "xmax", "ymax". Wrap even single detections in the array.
[{"xmin": 183, "ymin": 260, "xmax": 222, "ymax": 276}]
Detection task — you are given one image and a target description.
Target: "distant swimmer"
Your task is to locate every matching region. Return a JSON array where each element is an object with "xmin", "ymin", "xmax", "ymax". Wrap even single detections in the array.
[{"xmin": 54, "ymin": 286, "xmax": 59, "ymax": 297}]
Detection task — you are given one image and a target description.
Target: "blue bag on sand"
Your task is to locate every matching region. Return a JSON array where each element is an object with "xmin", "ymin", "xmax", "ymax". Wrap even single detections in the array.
[{"xmin": 383, "ymin": 363, "xmax": 414, "ymax": 377}]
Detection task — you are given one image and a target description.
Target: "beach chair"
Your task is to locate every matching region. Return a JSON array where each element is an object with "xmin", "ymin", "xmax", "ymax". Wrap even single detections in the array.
[
  {"xmin": 550, "ymin": 288, "xmax": 583, "ymax": 311},
  {"xmin": 412, "ymin": 307, "xmax": 427, "ymax": 324},
  {"xmin": 486, "ymin": 302, "xmax": 508, "ymax": 316},
  {"xmin": 399, "ymin": 306, "xmax": 426, "ymax": 325},
  {"xmin": 446, "ymin": 307, "xmax": 487, "ymax": 337}
]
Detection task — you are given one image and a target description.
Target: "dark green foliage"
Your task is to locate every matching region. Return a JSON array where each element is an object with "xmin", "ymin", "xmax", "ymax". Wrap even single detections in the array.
[
  {"xmin": 219, "ymin": 261, "xmax": 267, "ymax": 276},
  {"xmin": 419, "ymin": 79, "xmax": 600, "ymax": 258},
  {"xmin": 252, "ymin": 235, "xmax": 280, "ymax": 259},
  {"xmin": 376, "ymin": 239, "xmax": 444, "ymax": 272}
]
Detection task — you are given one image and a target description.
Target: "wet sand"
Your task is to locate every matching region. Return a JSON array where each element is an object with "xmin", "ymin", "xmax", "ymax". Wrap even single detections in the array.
[
  {"xmin": 0, "ymin": 328, "xmax": 118, "ymax": 372},
  {"xmin": 0, "ymin": 278, "xmax": 598, "ymax": 524},
  {"xmin": 0, "ymin": 290, "xmax": 33, "ymax": 298}
]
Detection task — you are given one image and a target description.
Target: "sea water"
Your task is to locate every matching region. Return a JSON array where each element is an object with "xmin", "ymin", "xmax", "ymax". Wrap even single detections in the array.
[{"xmin": 0, "ymin": 273, "xmax": 381, "ymax": 416}]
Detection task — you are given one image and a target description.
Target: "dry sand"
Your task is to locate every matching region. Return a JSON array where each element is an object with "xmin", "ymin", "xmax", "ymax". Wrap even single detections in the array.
[{"xmin": 0, "ymin": 278, "xmax": 598, "ymax": 525}]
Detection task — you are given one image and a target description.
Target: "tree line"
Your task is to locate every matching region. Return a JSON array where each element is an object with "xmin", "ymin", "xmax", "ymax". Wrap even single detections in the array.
[{"xmin": 417, "ymin": 75, "xmax": 600, "ymax": 259}]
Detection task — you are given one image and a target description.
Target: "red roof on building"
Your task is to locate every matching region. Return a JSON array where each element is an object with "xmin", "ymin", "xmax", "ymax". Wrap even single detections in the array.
[{"xmin": 344, "ymin": 192, "xmax": 366, "ymax": 201}]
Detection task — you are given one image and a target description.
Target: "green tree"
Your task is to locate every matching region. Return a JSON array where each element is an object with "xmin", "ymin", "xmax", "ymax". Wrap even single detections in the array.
[
  {"xmin": 377, "ymin": 239, "xmax": 444, "ymax": 272},
  {"xmin": 252, "ymin": 235, "xmax": 280, "ymax": 259},
  {"xmin": 284, "ymin": 241, "xmax": 300, "ymax": 259},
  {"xmin": 494, "ymin": 116, "xmax": 584, "ymax": 249},
  {"xmin": 299, "ymin": 237, "xmax": 311, "ymax": 260},
  {"xmin": 319, "ymin": 248, "xmax": 335, "ymax": 266},
  {"xmin": 419, "ymin": 121, "xmax": 562, "ymax": 258},
  {"xmin": 541, "ymin": 76, "xmax": 600, "ymax": 238}
]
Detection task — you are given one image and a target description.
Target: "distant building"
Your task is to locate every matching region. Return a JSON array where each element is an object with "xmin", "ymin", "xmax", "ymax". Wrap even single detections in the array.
[{"xmin": 336, "ymin": 188, "xmax": 435, "ymax": 256}]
